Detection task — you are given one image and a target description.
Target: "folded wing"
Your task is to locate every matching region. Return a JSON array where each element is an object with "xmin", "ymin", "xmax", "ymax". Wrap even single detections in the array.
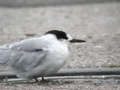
[{"xmin": 0, "ymin": 38, "xmax": 48, "ymax": 74}]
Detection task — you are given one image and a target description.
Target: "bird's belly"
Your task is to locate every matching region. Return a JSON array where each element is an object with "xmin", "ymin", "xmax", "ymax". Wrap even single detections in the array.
[
  {"xmin": 43, "ymin": 49, "xmax": 69, "ymax": 75},
  {"xmin": 44, "ymin": 51, "xmax": 67, "ymax": 74}
]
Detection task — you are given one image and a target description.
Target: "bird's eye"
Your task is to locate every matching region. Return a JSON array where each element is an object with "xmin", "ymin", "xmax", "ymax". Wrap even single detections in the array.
[{"xmin": 34, "ymin": 49, "xmax": 42, "ymax": 52}]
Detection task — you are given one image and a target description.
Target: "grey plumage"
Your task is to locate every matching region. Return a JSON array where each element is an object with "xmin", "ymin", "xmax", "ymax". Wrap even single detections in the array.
[
  {"xmin": 0, "ymin": 38, "xmax": 47, "ymax": 64},
  {"xmin": 0, "ymin": 37, "xmax": 51, "ymax": 78}
]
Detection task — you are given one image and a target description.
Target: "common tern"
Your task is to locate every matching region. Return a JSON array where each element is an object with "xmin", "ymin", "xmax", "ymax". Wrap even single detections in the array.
[{"xmin": 0, "ymin": 30, "xmax": 86, "ymax": 82}]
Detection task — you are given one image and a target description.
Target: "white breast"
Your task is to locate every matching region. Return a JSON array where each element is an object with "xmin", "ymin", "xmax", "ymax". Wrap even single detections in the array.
[
  {"xmin": 43, "ymin": 40, "xmax": 69, "ymax": 75},
  {"xmin": 49, "ymin": 41, "xmax": 69, "ymax": 61}
]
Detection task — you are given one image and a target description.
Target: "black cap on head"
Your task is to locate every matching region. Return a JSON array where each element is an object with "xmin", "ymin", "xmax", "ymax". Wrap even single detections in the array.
[{"xmin": 45, "ymin": 30, "xmax": 68, "ymax": 40}]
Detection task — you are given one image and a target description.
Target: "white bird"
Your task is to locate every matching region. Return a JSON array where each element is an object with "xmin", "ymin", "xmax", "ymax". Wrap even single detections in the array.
[{"xmin": 0, "ymin": 30, "xmax": 85, "ymax": 82}]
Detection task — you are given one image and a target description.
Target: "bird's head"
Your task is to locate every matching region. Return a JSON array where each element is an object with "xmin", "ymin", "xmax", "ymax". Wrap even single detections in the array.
[{"xmin": 45, "ymin": 30, "xmax": 86, "ymax": 43}]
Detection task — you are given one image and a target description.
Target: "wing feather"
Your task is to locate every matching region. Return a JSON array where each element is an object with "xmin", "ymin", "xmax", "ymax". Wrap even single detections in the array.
[{"xmin": 0, "ymin": 38, "xmax": 48, "ymax": 74}]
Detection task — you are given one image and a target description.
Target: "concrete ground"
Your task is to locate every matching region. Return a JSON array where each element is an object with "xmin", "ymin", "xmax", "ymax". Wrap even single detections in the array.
[{"xmin": 0, "ymin": 2, "xmax": 120, "ymax": 90}]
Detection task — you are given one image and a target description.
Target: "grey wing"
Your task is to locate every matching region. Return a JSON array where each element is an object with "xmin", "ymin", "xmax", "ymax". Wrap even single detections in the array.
[
  {"xmin": 0, "ymin": 44, "xmax": 12, "ymax": 64},
  {"xmin": 0, "ymin": 38, "xmax": 48, "ymax": 72},
  {"xmin": 9, "ymin": 49, "xmax": 47, "ymax": 74}
]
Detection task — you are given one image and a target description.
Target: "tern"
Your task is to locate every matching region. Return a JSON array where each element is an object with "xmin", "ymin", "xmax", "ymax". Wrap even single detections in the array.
[{"xmin": 0, "ymin": 30, "xmax": 85, "ymax": 83}]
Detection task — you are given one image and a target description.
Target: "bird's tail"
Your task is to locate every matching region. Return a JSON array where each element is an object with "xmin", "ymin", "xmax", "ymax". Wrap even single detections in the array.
[{"xmin": 0, "ymin": 44, "xmax": 11, "ymax": 64}]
